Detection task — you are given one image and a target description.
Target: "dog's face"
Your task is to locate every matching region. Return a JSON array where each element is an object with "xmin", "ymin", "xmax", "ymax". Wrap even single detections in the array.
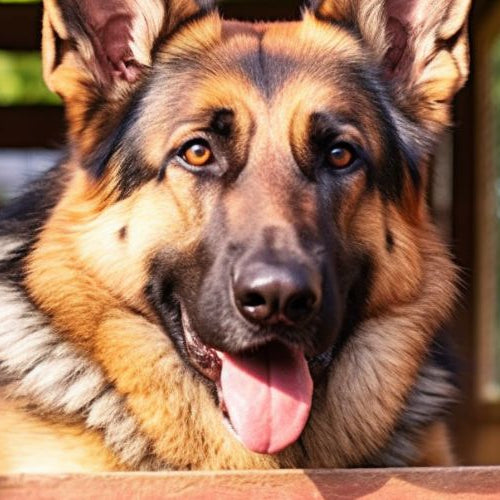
[{"xmin": 36, "ymin": 0, "xmax": 470, "ymax": 458}]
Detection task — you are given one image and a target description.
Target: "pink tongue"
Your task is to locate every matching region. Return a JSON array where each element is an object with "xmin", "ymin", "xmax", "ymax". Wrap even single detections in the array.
[{"xmin": 219, "ymin": 344, "xmax": 313, "ymax": 454}]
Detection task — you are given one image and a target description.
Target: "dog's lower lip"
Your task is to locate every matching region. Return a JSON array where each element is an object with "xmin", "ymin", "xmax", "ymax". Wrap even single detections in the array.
[
  {"xmin": 179, "ymin": 304, "xmax": 333, "ymax": 383},
  {"xmin": 180, "ymin": 306, "xmax": 221, "ymax": 382}
]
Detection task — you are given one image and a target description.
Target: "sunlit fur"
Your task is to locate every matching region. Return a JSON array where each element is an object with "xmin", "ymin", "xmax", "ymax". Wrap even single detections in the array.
[{"xmin": 0, "ymin": 0, "xmax": 470, "ymax": 471}]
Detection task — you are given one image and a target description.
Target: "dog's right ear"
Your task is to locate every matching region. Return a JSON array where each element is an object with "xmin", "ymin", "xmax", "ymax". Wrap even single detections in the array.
[
  {"xmin": 42, "ymin": 0, "xmax": 215, "ymax": 100},
  {"xmin": 310, "ymin": 0, "xmax": 471, "ymax": 133}
]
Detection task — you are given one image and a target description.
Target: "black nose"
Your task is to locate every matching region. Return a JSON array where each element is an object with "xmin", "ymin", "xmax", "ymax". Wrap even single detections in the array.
[{"xmin": 233, "ymin": 258, "xmax": 322, "ymax": 326}]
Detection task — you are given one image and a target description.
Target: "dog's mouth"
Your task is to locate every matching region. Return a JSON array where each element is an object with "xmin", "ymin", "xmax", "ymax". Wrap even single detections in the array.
[{"xmin": 180, "ymin": 306, "xmax": 315, "ymax": 455}]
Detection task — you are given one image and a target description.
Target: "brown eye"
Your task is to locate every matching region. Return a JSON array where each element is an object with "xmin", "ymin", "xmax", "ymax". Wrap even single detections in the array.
[
  {"xmin": 328, "ymin": 144, "xmax": 356, "ymax": 169},
  {"xmin": 182, "ymin": 141, "xmax": 213, "ymax": 167}
]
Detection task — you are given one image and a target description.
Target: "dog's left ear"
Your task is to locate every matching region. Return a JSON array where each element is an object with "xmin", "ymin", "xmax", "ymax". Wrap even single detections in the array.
[
  {"xmin": 42, "ymin": 0, "xmax": 215, "ymax": 99},
  {"xmin": 311, "ymin": 0, "xmax": 472, "ymax": 128}
]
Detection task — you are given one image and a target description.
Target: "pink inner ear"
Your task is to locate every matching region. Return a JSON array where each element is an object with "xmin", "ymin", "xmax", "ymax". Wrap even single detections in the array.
[
  {"xmin": 386, "ymin": 0, "xmax": 425, "ymax": 27},
  {"xmin": 80, "ymin": 0, "xmax": 139, "ymax": 83},
  {"xmin": 385, "ymin": 16, "xmax": 409, "ymax": 76},
  {"xmin": 384, "ymin": 0, "xmax": 427, "ymax": 79}
]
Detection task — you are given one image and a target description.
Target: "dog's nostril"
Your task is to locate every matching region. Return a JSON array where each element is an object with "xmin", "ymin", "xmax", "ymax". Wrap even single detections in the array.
[
  {"xmin": 233, "ymin": 259, "xmax": 321, "ymax": 326},
  {"xmin": 241, "ymin": 292, "xmax": 267, "ymax": 308},
  {"xmin": 237, "ymin": 291, "xmax": 275, "ymax": 322},
  {"xmin": 285, "ymin": 292, "xmax": 317, "ymax": 323}
]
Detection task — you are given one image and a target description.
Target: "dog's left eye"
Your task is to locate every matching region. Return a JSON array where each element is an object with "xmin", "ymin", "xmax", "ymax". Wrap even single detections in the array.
[
  {"xmin": 180, "ymin": 140, "xmax": 213, "ymax": 167},
  {"xmin": 328, "ymin": 143, "xmax": 356, "ymax": 169}
]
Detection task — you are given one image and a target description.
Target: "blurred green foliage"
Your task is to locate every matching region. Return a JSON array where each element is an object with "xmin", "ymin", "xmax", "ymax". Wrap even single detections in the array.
[
  {"xmin": 0, "ymin": 51, "xmax": 60, "ymax": 105},
  {"xmin": 0, "ymin": 2, "xmax": 54, "ymax": 104}
]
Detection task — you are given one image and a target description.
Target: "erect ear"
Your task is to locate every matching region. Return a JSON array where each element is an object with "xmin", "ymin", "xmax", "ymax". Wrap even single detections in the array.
[
  {"xmin": 311, "ymin": 0, "xmax": 471, "ymax": 129},
  {"xmin": 42, "ymin": 0, "xmax": 215, "ymax": 100}
]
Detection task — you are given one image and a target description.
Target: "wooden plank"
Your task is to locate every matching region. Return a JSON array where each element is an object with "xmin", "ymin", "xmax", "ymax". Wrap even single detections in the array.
[
  {"xmin": 0, "ymin": 106, "xmax": 64, "ymax": 148},
  {"xmin": 450, "ymin": 0, "xmax": 500, "ymax": 464},
  {"xmin": 2, "ymin": 468, "xmax": 500, "ymax": 500},
  {"xmin": 0, "ymin": 4, "xmax": 42, "ymax": 52},
  {"xmin": 0, "ymin": 1, "xmax": 301, "ymax": 54},
  {"xmin": 221, "ymin": 1, "xmax": 301, "ymax": 21}
]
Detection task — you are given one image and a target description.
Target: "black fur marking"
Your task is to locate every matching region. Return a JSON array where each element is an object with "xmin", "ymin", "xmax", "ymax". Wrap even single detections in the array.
[
  {"xmin": 116, "ymin": 150, "xmax": 157, "ymax": 200},
  {"xmin": 333, "ymin": 255, "xmax": 373, "ymax": 356},
  {"xmin": 307, "ymin": 4, "xmax": 426, "ymax": 196},
  {"xmin": 353, "ymin": 68, "xmax": 408, "ymax": 200},
  {"xmin": 399, "ymin": 134, "xmax": 421, "ymax": 190},
  {"xmin": 83, "ymin": 93, "xmax": 107, "ymax": 126},
  {"xmin": 297, "ymin": 57, "xmax": 422, "ymax": 200},
  {"xmin": 210, "ymin": 109, "xmax": 234, "ymax": 137},
  {"xmin": 118, "ymin": 226, "xmax": 128, "ymax": 241},
  {"xmin": 0, "ymin": 161, "xmax": 70, "ymax": 286},
  {"xmin": 0, "ymin": 161, "xmax": 68, "ymax": 237},
  {"xmin": 144, "ymin": 258, "xmax": 215, "ymax": 393},
  {"xmin": 79, "ymin": 82, "xmax": 158, "ymax": 199},
  {"xmin": 84, "ymin": 79, "xmax": 147, "ymax": 178},
  {"xmin": 386, "ymin": 230, "xmax": 395, "ymax": 252},
  {"xmin": 236, "ymin": 51, "xmax": 295, "ymax": 98},
  {"xmin": 307, "ymin": 111, "xmax": 372, "ymax": 180}
]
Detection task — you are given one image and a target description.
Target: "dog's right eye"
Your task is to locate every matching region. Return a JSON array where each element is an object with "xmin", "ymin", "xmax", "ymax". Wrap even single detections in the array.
[
  {"xmin": 180, "ymin": 140, "xmax": 213, "ymax": 168},
  {"xmin": 328, "ymin": 143, "xmax": 356, "ymax": 170}
]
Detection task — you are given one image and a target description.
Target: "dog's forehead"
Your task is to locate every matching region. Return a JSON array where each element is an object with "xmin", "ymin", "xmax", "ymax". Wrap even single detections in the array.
[
  {"xmin": 134, "ymin": 15, "xmax": 386, "ymax": 167},
  {"xmin": 220, "ymin": 17, "xmax": 363, "ymax": 60},
  {"xmin": 153, "ymin": 14, "xmax": 367, "ymax": 107}
]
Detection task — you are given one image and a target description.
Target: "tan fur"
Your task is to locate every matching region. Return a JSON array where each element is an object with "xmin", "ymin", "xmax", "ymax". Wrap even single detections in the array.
[
  {"xmin": 25, "ymin": 166, "xmax": 206, "ymax": 343},
  {"xmin": 24, "ymin": 168, "xmax": 279, "ymax": 470},
  {"xmin": 93, "ymin": 311, "xmax": 279, "ymax": 469},
  {"xmin": 314, "ymin": 0, "xmax": 388, "ymax": 58},
  {"xmin": 0, "ymin": 393, "xmax": 119, "ymax": 473},
  {"xmin": 301, "ymin": 225, "xmax": 457, "ymax": 467},
  {"xmin": 0, "ymin": 0, "xmax": 471, "ymax": 471},
  {"xmin": 23, "ymin": 148, "xmax": 457, "ymax": 471},
  {"xmin": 351, "ymin": 193, "xmax": 424, "ymax": 315},
  {"xmin": 23, "ymin": 201, "xmax": 456, "ymax": 469}
]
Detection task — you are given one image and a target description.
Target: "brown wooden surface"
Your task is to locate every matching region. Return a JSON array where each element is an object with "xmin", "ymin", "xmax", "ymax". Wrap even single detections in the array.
[
  {"xmin": 451, "ymin": 3, "xmax": 479, "ymax": 464},
  {"xmin": 0, "ymin": 107, "xmax": 65, "ymax": 149},
  {"xmin": 451, "ymin": 0, "xmax": 500, "ymax": 465},
  {"xmin": 0, "ymin": 0, "xmax": 301, "ymax": 53},
  {"xmin": 2, "ymin": 468, "xmax": 500, "ymax": 499},
  {"xmin": 0, "ymin": 4, "xmax": 42, "ymax": 51},
  {"xmin": 221, "ymin": 0, "xmax": 301, "ymax": 20}
]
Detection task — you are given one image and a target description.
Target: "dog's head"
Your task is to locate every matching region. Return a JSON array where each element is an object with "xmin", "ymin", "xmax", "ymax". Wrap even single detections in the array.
[{"xmin": 39, "ymin": 0, "xmax": 470, "ymax": 456}]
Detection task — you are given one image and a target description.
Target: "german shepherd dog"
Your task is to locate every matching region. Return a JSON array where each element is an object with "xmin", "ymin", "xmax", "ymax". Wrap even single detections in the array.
[{"xmin": 0, "ymin": 0, "xmax": 471, "ymax": 472}]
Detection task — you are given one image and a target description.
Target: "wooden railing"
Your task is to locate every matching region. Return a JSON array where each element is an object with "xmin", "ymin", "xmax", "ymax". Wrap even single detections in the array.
[{"xmin": 2, "ymin": 468, "xmax": 500, "ymax": 499}]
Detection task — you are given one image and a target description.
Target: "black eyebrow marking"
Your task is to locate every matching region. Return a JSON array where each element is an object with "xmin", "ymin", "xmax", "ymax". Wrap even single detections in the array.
[
  {"xmin": 210, "ymin": 109, "xmax": 234, "ymax": 136},
  {"xmin": 309, "ymin": 112, "xmax": 362, "ymax": 144}
]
